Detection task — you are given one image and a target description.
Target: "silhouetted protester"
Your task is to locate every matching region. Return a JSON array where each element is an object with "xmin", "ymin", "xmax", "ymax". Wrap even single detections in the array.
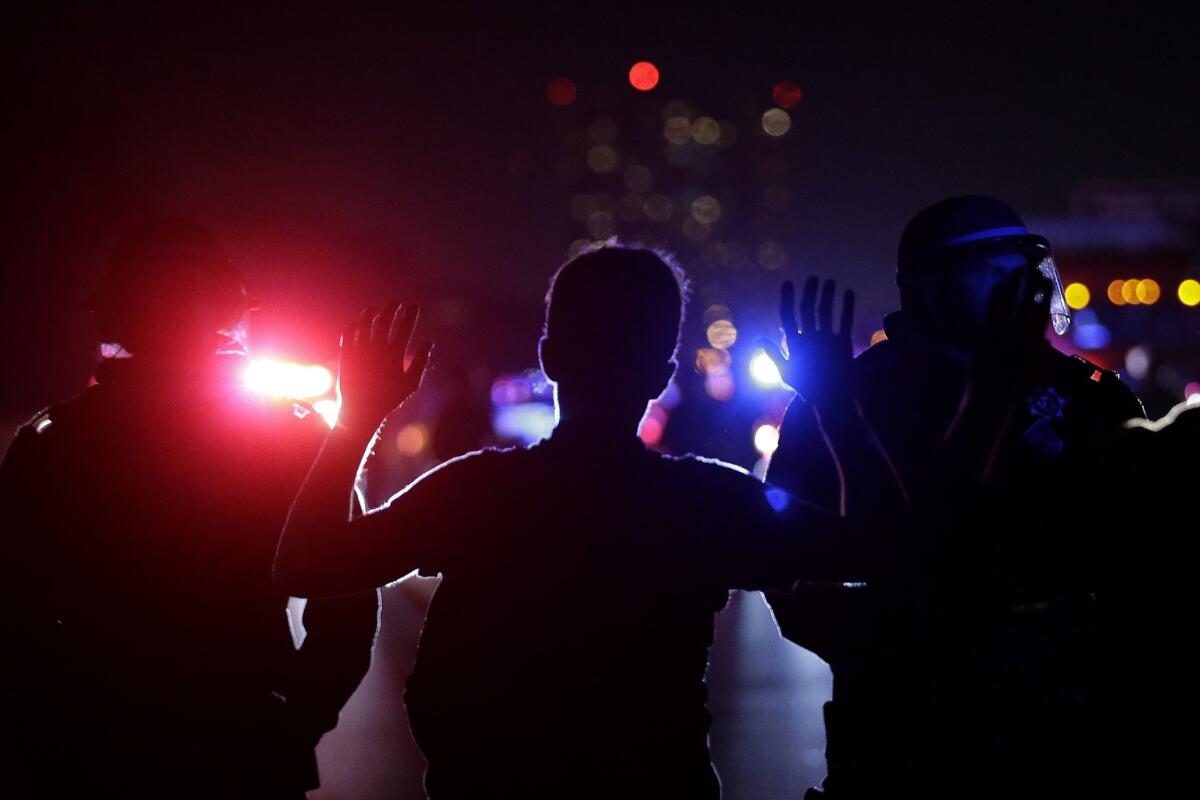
[
  {"xmin": 0, "ymin": 219, "xmax": 379, "ymax": 799},
  {"xmin": 274, "ymin": 246, "xmax": 903, "ymax": 799},
  {"xmin": 765, "ymin": 196, "xmax": 1145, "ymax": 799}
]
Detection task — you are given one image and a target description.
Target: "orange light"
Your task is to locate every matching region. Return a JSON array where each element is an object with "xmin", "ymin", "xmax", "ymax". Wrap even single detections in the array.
[
  {"xmin": 1121, "ymin": 279, "xmax": 1141, "ymax": 305},
  {"xmin": 1107, "ymin": 280, "xmax": 1126, "ymax": 306},
  {"xmin": 772, "ymin": 80, "xmax": 803, "ymax": 109},
  {"xmin": 1136, "ymin": 279, "xmax": 1161, "ymax": 305},
  {"xmin": 870, "ymin": 329, "xmax": 888, "ymax": 346},
  {"xmin": 628, "ymin": 61, "xmax": 660, "ymax": 91},
  {"xmin": 547, "ymin": 78, "xmax": 576, "ymax": 107}
]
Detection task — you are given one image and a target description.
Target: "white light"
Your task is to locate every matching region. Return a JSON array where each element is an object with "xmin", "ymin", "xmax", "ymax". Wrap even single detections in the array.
[
  {"xmin": 754, "ymin": 424, "xmax": 780, "ymax": 456},
  {"xmin": 1124, "ymin": 346, "xmax": 1151, "ymax": 382},
  {"xmin": 749, "ymin": 351, "xmax": 783, "ymax": 387},
  {"xmin": 312, "ymin": 399, "xmax": 340, "ymax": 428},
  {"xmin": 243, "ymin": 359, "xmax": 334, "ymax": 399},
  {"xmin": 1188, "ymin": 393, "xmax": 1200, "ymax": 407}
]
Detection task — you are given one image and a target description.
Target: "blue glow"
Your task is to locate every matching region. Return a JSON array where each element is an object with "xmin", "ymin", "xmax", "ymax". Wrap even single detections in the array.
[
  {"xmin": 1072, "ymin": 309, "xmax": 1111, "ymax": 350},
  {"xmin": 493, "ymin": 402, "xmax": 556, "ymax": 445},
  {"xmin": 765, "ymin": 487, "xmax": 790, "ymax": 513}
]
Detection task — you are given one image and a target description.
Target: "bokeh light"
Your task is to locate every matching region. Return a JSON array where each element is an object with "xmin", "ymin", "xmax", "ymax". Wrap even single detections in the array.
[
  {"xmin": 749, "ymin": 351, "xmax": 783, "ymax": 387},
  {"xmin": 754, "ymin": 423, "xmax": 780, "ymax": 456},
  {"xmin": 644, "ymin": 194, "xmax": 674, "ymax": 222},
  {"xmin": 704, "ymin": 304, "xmax": 732, "ymax": 324},
  {"xmin": 1136, "ymin": 279, "xmax": 1161, "ymax": 304},
  {"xmin": 629, "ymin": 61, "xmax": 660, "ymax": 91},
  {"xmin": 243, "ymin": 359, "xmax": 333, "ymax": 399},
  {"xmin": 547, "ymin": 77, "xmax": 576, "ymax": 107},
  {"xmin": 1121, "ymin": 279, "xmax": 1141, "ymax": 305},
  {"xmin": 663, "ymin": 116, "xmax": 692, "ymax": 144},
  {"xmin": 1179, "ymin": 279, "xmax": 1200, "ymax": 306},
  {"xmin": 706, "ymin": 319, "xmax": 737, "ymax": 349},
  {"xmin": 761, "ymin": 108, "xmax": 791, "ymax": 136},
  {"xmin": 691, "ymin": 195, "xmax": 721, "ymax": 225},
  {"xmin": 696, "ymin": 347, "xmax": 732, "ymax": 375},
  {"xmin": 1125, "ymin": 345, "xmax": 1151, "ymax": 381},
  {"xmin": 395, "ymin": 423, "xmax": 430, "ymax": 456},
  {"xmin": 1064, "ymin": 282, "xmax": 1090, "ymax": 310},
  {"xmin": 870, "ymin": 329, "xmax": 888, "ymax": 347},
  {"xmin": 705, "ymin": 372, "xmax": 735, "ymax": 401},
  {"xmin": 1107, "ymin": 280, "xmax": 1127, "ymax": 306},
  {"xmin": 772, "ymin": 80, "xmax": 803, "ymax": 108},
  {"xmin": 586, "ymin": 145, "xmax": 618, "ymax": 173},
  {"xmin": 1185, "ymin": 381, "xmax": 1200, "ymax": 404},
  {"xmin": 691, "ymin": 117, "xmax": 721, "ymax": 145}
]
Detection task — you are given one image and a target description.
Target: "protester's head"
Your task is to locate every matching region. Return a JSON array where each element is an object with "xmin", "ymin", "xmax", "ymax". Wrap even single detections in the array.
[
  {"xmin": 896, "ymin": 195, "xmax": 1067, "ymax": 349},
  {"xmin": 539, "ymin": 244, "xmax": 686, "ymax": 429},
  {"xmin": 91, "ymin": 219, "xmax": 250, "ymax": 360}
]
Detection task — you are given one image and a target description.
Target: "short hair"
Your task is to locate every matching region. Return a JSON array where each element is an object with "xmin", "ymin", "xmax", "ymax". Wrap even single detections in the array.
[{"xmin": 544, "ymin": 243, "xmax": 688, "ymax": 370}]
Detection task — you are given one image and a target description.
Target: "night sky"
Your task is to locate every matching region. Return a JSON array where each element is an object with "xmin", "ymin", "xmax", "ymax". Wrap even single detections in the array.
[{"xmin": 4, "ymin": 4, "xmax": 1199, "ymax": 426}]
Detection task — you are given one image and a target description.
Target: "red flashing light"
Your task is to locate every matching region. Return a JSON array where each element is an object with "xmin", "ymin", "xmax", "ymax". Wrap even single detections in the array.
[
  {"xmin": 772, "ymin": 80, "xmax": 803, "ymax": 109},
  {"xmin": 547, "ymin": 77, "xmax": 577, "ymax": 107},
  {"xmin": 628, "ymin": 61, "xmax": 660, "ymax": 92}
]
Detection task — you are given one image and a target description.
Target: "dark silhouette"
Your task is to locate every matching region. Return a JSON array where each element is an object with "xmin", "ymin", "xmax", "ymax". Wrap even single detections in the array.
[
  {"xmin": 275, "ymin": 246, "xmax": 902, "ymax": 798},
  {"xmin": 0, "ymin": 219, "xmax": 379, "ymax": 799},
  {"xmin": 765, "ymin": 196, "xmax": 1146, "ymax": 799}
]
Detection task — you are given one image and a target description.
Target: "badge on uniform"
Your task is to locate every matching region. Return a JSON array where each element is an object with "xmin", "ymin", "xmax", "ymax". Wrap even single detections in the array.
[{"xmin": 1025, "ymin": 386, "xmax": 1066, "ymax": 458}]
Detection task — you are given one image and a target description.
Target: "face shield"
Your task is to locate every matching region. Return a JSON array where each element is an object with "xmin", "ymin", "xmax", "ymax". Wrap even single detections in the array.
[{"xmin": 925, "ymin": 233, "xmax": 1071, "ymax": 337}]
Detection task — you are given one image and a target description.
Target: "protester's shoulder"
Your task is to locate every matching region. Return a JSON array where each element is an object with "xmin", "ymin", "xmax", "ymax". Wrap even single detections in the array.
[
  {"xmin": 412, "ymin": 443, "xmax": 525, "ymax": 483},
  {"xmin": 1051, "ymin": 349, "xmax": 1145, "ymax": 419},
  {"xmin": 659, "ymin": 450, "xmax": 760, "ymax": 490},
  {"xmin": 3, "ymin": 392, "xmax": 96, "ymax": 468}
]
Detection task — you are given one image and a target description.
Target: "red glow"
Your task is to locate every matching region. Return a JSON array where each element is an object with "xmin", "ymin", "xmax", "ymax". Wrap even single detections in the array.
[
  {"xmin": 772, "ymin": 80, "xmax": 803, "ymax": 109},
  {"xmin": 628, "ymin": 61, "xmax": 660, "ymax": 91},
  {"xmin": 639, "ymin": 416, "xmax": 664, "ymax": 446},
  {"xmin": 547, "ymin": 78, "xmax": 577, "ymax": 107}
]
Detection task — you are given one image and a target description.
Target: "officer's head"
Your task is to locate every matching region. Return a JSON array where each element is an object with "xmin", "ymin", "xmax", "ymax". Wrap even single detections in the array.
[
  {"xmin": 896, "ymin": 195, "xmax": 1068, "ymax": 349},
  {"xmin": 91, "ymin": 219, "xmax": 250, "ymax": 360},
  {"xmin": 539, "ymin": 245, "xmax": 685, "ymax": 429}
]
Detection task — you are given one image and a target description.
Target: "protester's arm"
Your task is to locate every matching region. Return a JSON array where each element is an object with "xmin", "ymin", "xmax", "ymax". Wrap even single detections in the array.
[
  {"xmin": 761, "ymin": 277, "xmax": 907, "ymax": 522},
  {"xmin": 275, "ymin": 302, "xmax": 434, "ymax": 597}
]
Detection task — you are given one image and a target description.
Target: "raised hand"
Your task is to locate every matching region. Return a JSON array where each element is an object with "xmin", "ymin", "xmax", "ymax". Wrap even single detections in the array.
[
  {"xmin": 336, "ymin": 301, "xmax": 433, "ymax": 433},
  {"xmin": 758, "ymin": 276, "xmax": 856, "ymax": 413}
]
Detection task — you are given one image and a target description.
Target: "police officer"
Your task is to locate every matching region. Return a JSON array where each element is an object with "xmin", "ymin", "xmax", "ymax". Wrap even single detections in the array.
[
  {"xmin": 765, "ymin": 196, "xmax": 1145, "ymax": 799},
  {"xmin": 0, "ymin": 219, "xmax": 379, "ymax": 798}
]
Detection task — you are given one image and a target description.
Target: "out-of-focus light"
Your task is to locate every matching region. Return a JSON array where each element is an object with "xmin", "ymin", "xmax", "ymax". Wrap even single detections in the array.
[
  {"xmin": 395, "ymin": 423, "xmax": 430, "ymax": 456},
  {"xmin": 639, "ymin": 415, "xmax": 664, "ymax": 447},
  {"xmin": 691, "ymin": 117, "xmax": 721, "ymax": 145},
  {"xmin": 870, "ymin": 329, "xmax": 888, "ymax": 347},
  {"xmin": 706, "ymin": 319, "xmax": 737, "ymax": 349},
  {"xmin": 586, "ymin": 210, "xmax": 616, "ymax": 239},
  {"xmin": 750, "ymin": 351, "xmax": 784, "ymax": 387},
  {"xmin": 1107, "ymin": 280, "xmax": 1127, "ymax": 306},
  {"xmin": 1179, "ymin": 279, "xmax": 1200, "ymax": 307},
  {"xmin": 765, "ymin": 486, "xmax": 790, "ymax": 512},
  {"xmin": 691, "ymin": 195, "xmax": 721, "ymax": 225},
  {"xmin": 1064, "ymin": 282, "xmax": 1090, "ymax": 310},
  {"xmin": 547, "ymin": 78, "xmax": 576, "ymax": 107},
  {"xmin": 567, "ymin": 238, "xmax": 593, "ymax": 259},
  {"xmin": 586, "ymin": 145, "xmax": 618, "ymax": 173},
  {"xmin": 705, "ymin": 371, "xmax": 735, "ymax": 401},
  {"xmin": 663, "ymin": 116, "xmax": 692, "ymax": 144},
  {"xmin": 1185, "ymin": 381, "xmax": 1200, "ymax": 405},
  {"xmin": 757, "ymin": 241, "xmax": 786, "ymax": 270},
  {"xmin": 754, "ymin": 424, "xmax": 780, "ymax": 456},
  {"xmin": 704, "ymin": 304, "xmax": 731, "ymax": 324},
  {"xmin": 1125, "ymin": 345, "xmax": 1151, "ymax": 381},
  {"xmin": 1121, "ymin": 279, "xmax": 1141, "ymax": 305},
  {"xmin": 772, "ymin": 80, "xmax": 803, "ymax": 109},
  {"xmin": 1071, "ymin": 309, "xmax": 1111, "ymax": 350},
  {"xmin": 491, "ymin": 376, "xmax": 533, "ymax": 405},
  {"xmin": 761, "ymin": 108, "xmax": 791, "ymax": 136},
  {"xmin": 644, "ymin": 194, "xmax": 674, "ymax": 222},
  {"xmin": 629, "ymin": 61, "xmax": 660, "ymax": 91},
  {"xmin": 493, "ymin": 403, "xmax": 556, "ymax": 444},
  {"xmin": 312, "ymin": 399, "xmax": 340, "ymax": 429},
  {"xmin": 658, "ymin": 380, "xmax": 683, "ymax": 410},
  {"xmin": 1136, "ymin": 279, "xmax": 1161, "ymax": 304},
  {"xmin": 696, "ymin": 347, "xmax": 731, "ymax": 375},
  {"xmin": 243, "ymin": 359, "xmax": 334, "ymax": 399}
]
